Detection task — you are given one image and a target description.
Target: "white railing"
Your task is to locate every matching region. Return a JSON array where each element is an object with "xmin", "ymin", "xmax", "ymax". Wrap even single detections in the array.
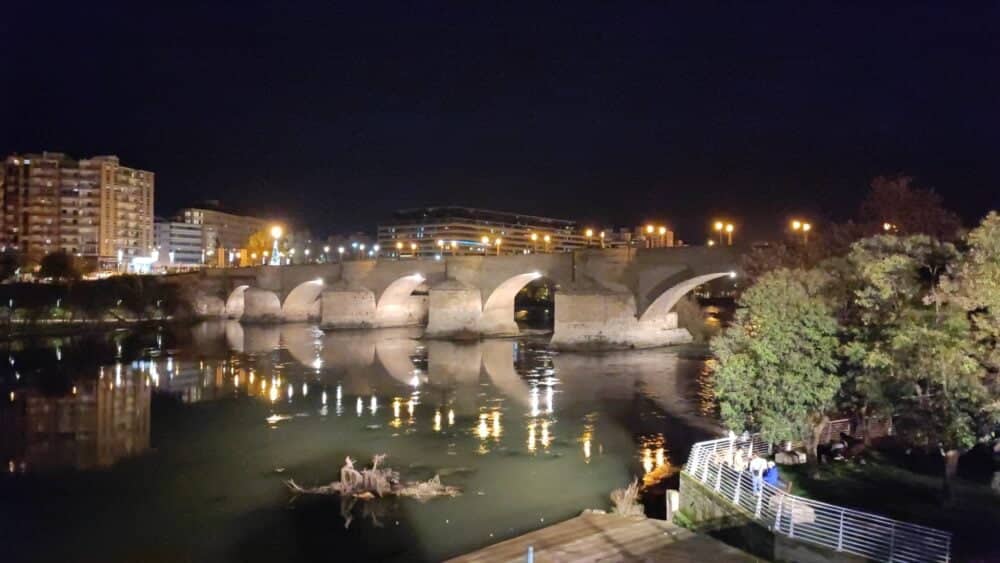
[{"xmin": 685, "ymin": 435, "xmax": 952, "ymax": 563}]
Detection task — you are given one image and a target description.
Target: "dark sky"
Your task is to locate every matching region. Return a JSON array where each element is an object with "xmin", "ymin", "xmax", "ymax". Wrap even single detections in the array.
[{"xmin": 5, "ymin": 2, "xmax": 998, "ymax": 242}]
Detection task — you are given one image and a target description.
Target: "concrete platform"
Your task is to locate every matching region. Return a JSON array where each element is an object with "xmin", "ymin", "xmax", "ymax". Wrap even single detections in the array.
[{"xmin": 447, "ymin": 512, "xmax": 756, "ymax": 562}]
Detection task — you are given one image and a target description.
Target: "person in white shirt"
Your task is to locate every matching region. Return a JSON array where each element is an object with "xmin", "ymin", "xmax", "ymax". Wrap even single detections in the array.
[{"xmin": 749, "ymin": 454, "xmax": 768, "ymax": 494}]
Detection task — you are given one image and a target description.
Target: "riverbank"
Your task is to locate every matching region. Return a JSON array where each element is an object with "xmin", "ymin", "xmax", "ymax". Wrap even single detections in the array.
[
  {"xmin": 0, "ymin": 317, "xmax": 179, "ymax": 339},
  {"xmin": 780, "ymin": 449, "xmax": 1000, "ymax": 560}
]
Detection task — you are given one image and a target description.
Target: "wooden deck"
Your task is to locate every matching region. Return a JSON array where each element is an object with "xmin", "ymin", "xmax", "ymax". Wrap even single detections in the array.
[{"xmin": 447, "ymin": 512, "xmax": 756, "ymax": 562}]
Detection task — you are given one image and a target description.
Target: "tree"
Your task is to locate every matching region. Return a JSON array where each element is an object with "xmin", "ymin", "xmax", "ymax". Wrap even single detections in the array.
[
  {"xmin": 38, "ymin": 250, "xmax": 81, "ymax": 281},
  {"xmin": 246, "ymin": 229, "xmax": 280, "ymax": 265},
  {"xmin": 859, "ymin": 175, "xmax": 962, "ymax": 240},
  {"xmin": 0, "ymin": 252, "xmax": 21, "ymax": 281},
  {"xmin": 942, "ymin": 212, "xmax": 1000, "ymax": 371},
  {"xmin": 840, "ymin": 231, "xmax": 995, "ymax": 502},
  {"xmin": 711, "ymin": 268, "xmax": 841, "ymax": 470}
]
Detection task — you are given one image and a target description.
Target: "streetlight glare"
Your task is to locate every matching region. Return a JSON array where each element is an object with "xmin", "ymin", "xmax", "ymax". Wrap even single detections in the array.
[
  {"xmin": 658, "ymin": 226, "xmax": 666, "ymax": 235},
  {"xmin": 725, "ymin": 224, "xmax": 734, "ymax": 233},
  {"xmin": 714, "ymin": 221, "xmax": 724, "ymax": 231},
  {"xmin": 270, "ymin": 225, "xmax": 283, "ymax": 239},
  {"xmin": 481, "ymin": 236, "xmax": 490, "ymax": 244},
  {"xmin": 803, "ymin": 223, "xmax": 812, "ymax": 232},
  {"xmin": 646, "ymin": 225, "xmax": 654, "ymax": 234},
  {"xmin": 585, "ymin": 228, "xmax": 593, "ymax": 237},
  {"xmin": 791, "ymin": 220, "xmax": 802, "ymax": 230}
]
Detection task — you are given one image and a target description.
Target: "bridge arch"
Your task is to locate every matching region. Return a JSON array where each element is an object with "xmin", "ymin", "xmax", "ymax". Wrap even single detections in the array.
[
  {"xmin": 225, "ymin": 285, "xmax": 250, "ymax": 319},
  {"xmin": 374, "ymin": 273, "xmax": 428, "ymax": 327},
  {"xmin": 282, "ymin": 279, "xmax": 325, "ymax": 322},
  {"xmin": 480, "ymin": 272, "xmax": 547, "ymax": 336},
  {"xmin": 637, "ymin": 272, "xmax": 734, "ymax": 324}
]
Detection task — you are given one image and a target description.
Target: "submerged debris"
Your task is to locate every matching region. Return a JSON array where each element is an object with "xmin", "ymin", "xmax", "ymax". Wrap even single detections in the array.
[
  {"xmin": 286, "ymin": 454, "xmax": 461, "ymax": 505},
  {"xmin": 609, "ymin": 477, "xmax": 645, "ymax": 517}
]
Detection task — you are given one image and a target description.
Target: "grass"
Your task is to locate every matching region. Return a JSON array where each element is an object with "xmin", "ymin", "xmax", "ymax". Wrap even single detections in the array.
[{"xmin": 779, "ymin": 450, "xmax": 1000, "ymax": 560}]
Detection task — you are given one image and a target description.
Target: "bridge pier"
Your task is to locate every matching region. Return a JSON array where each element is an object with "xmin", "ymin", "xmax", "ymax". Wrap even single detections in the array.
[
  {"xmin": 319, "ymin": 286, "xmax": 377, "ymax": 329},
  {"xmin": 424, "ymin": 280, "xmax": 483, "ymax": 339},
  {"xmin": 241, "ymin": 288, "xmax": 283, "ymax": 323},
  {"xmin": 550, "ymin": 288, "xmax": 691, "ymax": 351}
]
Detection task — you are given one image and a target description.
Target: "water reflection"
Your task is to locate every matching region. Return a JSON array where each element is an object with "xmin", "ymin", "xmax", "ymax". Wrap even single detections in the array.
[
  {"xmin": 0, "ymin": 322, "xmax": 720, "ymax": 562},
  {"xmin": 1, "ymin": 367, "xmax": 150, "ymax": 473}
]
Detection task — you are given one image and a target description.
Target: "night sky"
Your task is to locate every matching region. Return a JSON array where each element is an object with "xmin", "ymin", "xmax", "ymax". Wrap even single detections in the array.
[{"xmin": 5, "ymin": 2, "xmax": 998, "ymax": 242}]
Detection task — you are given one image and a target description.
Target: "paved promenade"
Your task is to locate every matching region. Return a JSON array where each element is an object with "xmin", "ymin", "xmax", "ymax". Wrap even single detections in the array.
[{"xmin": 447, "ymin": 512, "xmax": 755, "ymax": 562}]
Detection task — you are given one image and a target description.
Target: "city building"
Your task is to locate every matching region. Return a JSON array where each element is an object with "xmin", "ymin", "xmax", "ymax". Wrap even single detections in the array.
[
  {"xmin": 154, "ymin": 219, "xmax": 204, "ymax": 267},
  {"xmin": 377, "ymin": 207, "xmax": 594, "ymax": 258},
  {"xmin": 1, "ymin": 152, "xmax": 154, "ymax": 269},
  {"xmin": 176, "ymin": 202, "xmax": 269, "ymax": 263}
]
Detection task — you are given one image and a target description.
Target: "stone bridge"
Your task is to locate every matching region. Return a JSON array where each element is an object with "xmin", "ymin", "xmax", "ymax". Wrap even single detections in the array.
[{"xmin": 181, "ymin": 246, "xmax": 738, "ymax": 351}]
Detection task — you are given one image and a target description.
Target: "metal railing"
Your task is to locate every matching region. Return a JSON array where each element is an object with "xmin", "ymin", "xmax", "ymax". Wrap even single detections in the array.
[{"xmin": 685, "ymin": 435, "xmax": 952, "ymax": 563}]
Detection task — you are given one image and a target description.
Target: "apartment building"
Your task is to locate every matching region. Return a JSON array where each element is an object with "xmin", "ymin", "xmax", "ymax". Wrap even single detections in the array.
[{"xmin": 1, "ymin": 152, "xmax": 154, "ymax": 268}]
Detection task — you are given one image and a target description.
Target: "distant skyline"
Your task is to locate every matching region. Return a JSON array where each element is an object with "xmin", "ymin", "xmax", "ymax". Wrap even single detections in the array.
[{"xmin": 5, "ymin": 2, "xmax": 998, "ymax": 243}]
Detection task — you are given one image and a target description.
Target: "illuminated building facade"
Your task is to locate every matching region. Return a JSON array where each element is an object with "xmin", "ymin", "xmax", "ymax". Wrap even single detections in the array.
[
  {"xmin": 1, "ymin": 152, "xmax": 154, "ymax": 268},
  {"xmin": 377, "ymin": 207, "xmax": 591, "ymax": 257}
]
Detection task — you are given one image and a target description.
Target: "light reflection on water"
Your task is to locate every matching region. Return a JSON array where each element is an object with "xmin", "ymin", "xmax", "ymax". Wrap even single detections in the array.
[{"xmin": 0, "ymin": 322, "xmax": 719, "ymax": 562}]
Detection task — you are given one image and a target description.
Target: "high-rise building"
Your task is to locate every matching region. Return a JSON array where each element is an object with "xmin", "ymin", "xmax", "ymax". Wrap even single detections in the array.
[
  {"xmin": 1, "ymin": 152, "xmax": 154, "ymax": 268},
  {"xmin": 377, "ymin": 207, "xmax": 593, "ymax": 257}
]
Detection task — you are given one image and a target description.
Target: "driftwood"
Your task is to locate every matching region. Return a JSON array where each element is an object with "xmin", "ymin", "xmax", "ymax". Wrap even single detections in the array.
[{"xmin": 286, "ymin": 454, "xmax": 461, "ymax": 507}]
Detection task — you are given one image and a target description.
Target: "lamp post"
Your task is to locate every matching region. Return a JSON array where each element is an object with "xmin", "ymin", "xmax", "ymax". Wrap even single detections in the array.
[
  {"xmin": 451, "ymin": 240, "xmax": 458, "ymax": 256},
  {"xmin": 494, "ymin": 238, "xmax": 502, "ymax": 256},
  {"xmin": 409, "ymin": 242, "xmax": 417, "ymax": 258},
  {"xmin": 791, "ymin": 220, "xmax": 812, "ymax": 244},
  {"xmin": 543, "ymin": 234, "xmax": 551, "ymax": 253},
  {"xmin": 530, "ymin": 232, "xmax": 538, "ymax": 253},
  {"xmin": 373, "ymin": 244, "xmax": 380, "ymax": 261},
  {"xmin": 585, "ymin": 228, "xmax": 593, "ymax": 248},
  {"xmin": 359, "ymin": 244, "xmax": 366, "ymax": 261},
  {"xmin": 337, "ymin": 246, "xmax": 345, "ymax": 261},
  {"xmin": 481, "ymin": 236, "xmax": 490, "ymax": 254},
  {"xmin": 725, "ymin": 223, "xmax": 734, "ymax": 245},
  {"xmin": 599, "ymin": 230, "xmax": 605, "ymax": 249},
  {"xmin": 269, "ymin": 226, "xmax": 283, "ymax": 266},
  {"xmin": 713, "ymin": 221, "xmax": 724, "ymax": 245}
]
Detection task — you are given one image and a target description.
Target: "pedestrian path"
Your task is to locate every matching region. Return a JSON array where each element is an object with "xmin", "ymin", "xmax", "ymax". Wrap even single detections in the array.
[{"xmin": 447, "ymin": 512, "xmax": 755, "ymax": 562}]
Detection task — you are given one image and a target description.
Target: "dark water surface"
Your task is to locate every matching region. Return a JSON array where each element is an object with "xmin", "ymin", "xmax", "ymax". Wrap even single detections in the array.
[{"xmin": 0, "ymin": 322, "xmax": 719, "ymax": 562}]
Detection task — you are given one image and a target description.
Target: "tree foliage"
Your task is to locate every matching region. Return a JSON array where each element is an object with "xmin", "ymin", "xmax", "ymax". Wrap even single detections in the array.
[
  {"xmin": 39, "ymin": 250, "xmax": 81, "ymax": 281},
  {"xmin": 859, "ymin": 175, "xmax": 962, "ymax": 240},
  {"xmin": 711, "ymin": 268, "xmax": 841, "ymax": 453}
]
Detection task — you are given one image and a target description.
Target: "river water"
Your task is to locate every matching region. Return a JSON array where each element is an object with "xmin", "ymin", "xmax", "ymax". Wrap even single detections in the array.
[{"xmin": 0, "ymin": 322, "xmax": 720, "ymax": 562}]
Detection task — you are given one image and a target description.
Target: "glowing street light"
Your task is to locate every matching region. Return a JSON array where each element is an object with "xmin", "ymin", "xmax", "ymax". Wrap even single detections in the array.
[
  {"xmin": 543, "ymin": 234, "xmax": 551, "ymax": 253},
  {"xmin": 599, "ymin": 230, "xmax": 605, "ymax": 249},
  {"xmin": 494, "ymin": 237, "xmax": 502, "ymax": 256},
  {"xmin": 791, "ymin": 219, "xmax": 812, "ymax": 243},
  {"xmin": 724, "ymin": 223, "xmax": 734, "ymax": 245}
]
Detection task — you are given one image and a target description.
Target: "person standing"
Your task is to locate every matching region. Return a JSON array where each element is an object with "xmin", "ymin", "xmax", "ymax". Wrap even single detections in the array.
[{"xmin": 749, "ymin": 454, "xmax": 767, "ymax": 494}]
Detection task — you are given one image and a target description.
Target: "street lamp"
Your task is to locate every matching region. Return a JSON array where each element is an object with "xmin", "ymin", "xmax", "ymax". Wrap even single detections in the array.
[
  {"xmin": 599, "ymin": 231, "xmax": 605, "ymax": 249},
  {"xmin": 724, "ymin": 223, "xmax": 734, "ymax": 245},
  {"xmin": 585, "ymin": 228, "xmax": 593, "ymax": 247},
  {"xmin": 337, "ymin": 246, "xmax": 345, "ymax": 261},
  {"xmin": 791, "ymin": 220, "xmax": 812, "ymax": 244},
  {"xmin": 713, "ymin": 221, "xmax": 724, "ymax": 245},
  {"xmin": 373, "ymin": 244, "xmax": 380, "ymax": 260},
  {"xmin": 543, "ymin": 234, "xmax": 551, "ymax": 253},
  {"xmin": 409, "ymin": 242, "xmax": 417, "ymax": 257},
  {"xmin": 494, "ymin": 238, "xmax": 502, "ymax": 256},
  {"xmin": 530, "ymin": 232, "xmax": 538, "ymax": 253}
]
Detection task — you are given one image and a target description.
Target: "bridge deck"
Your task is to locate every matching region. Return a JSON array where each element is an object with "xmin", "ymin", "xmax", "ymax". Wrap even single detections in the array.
[{"xmin": 447, "ymin": 512, "xmax": 753, "ymax": 562}]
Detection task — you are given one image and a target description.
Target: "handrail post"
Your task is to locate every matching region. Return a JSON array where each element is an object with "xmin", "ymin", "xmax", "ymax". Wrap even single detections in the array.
[
  {"xmin": 774, "ymin": 493, "xmax": 784, "ymax": 532},
  {"xmin": 888, "ymin": 523, "xmax": 896, "ymax": 562},
  {"xmin": 754, "ymin": 487, "xmax": 763, "ymax": 519},
  {"xmin": 788, "ymin": 498, "xmax": 795, "ymax": 538},
  {"xmin": 733, "ymin": 471, "xmax": 742, "ymax": 505},
  {"xmin": 714, "ymin": 460, "xmax": 723, "ymax": 492},
  {"xmin": 836, "ymin": 508, "xmax": 844, "ymax": 551}
]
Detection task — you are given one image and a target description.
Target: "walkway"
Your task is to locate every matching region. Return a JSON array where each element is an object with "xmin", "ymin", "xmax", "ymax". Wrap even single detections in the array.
[{"xmin": 447, "ymin": 512, "xmax": 755, "ymax": 562}]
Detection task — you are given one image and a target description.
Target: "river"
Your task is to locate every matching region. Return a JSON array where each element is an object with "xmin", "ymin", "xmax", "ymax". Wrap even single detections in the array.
[{"xmin": 0, "ymin": 322, "xmax": 720, "ymax": 562}]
